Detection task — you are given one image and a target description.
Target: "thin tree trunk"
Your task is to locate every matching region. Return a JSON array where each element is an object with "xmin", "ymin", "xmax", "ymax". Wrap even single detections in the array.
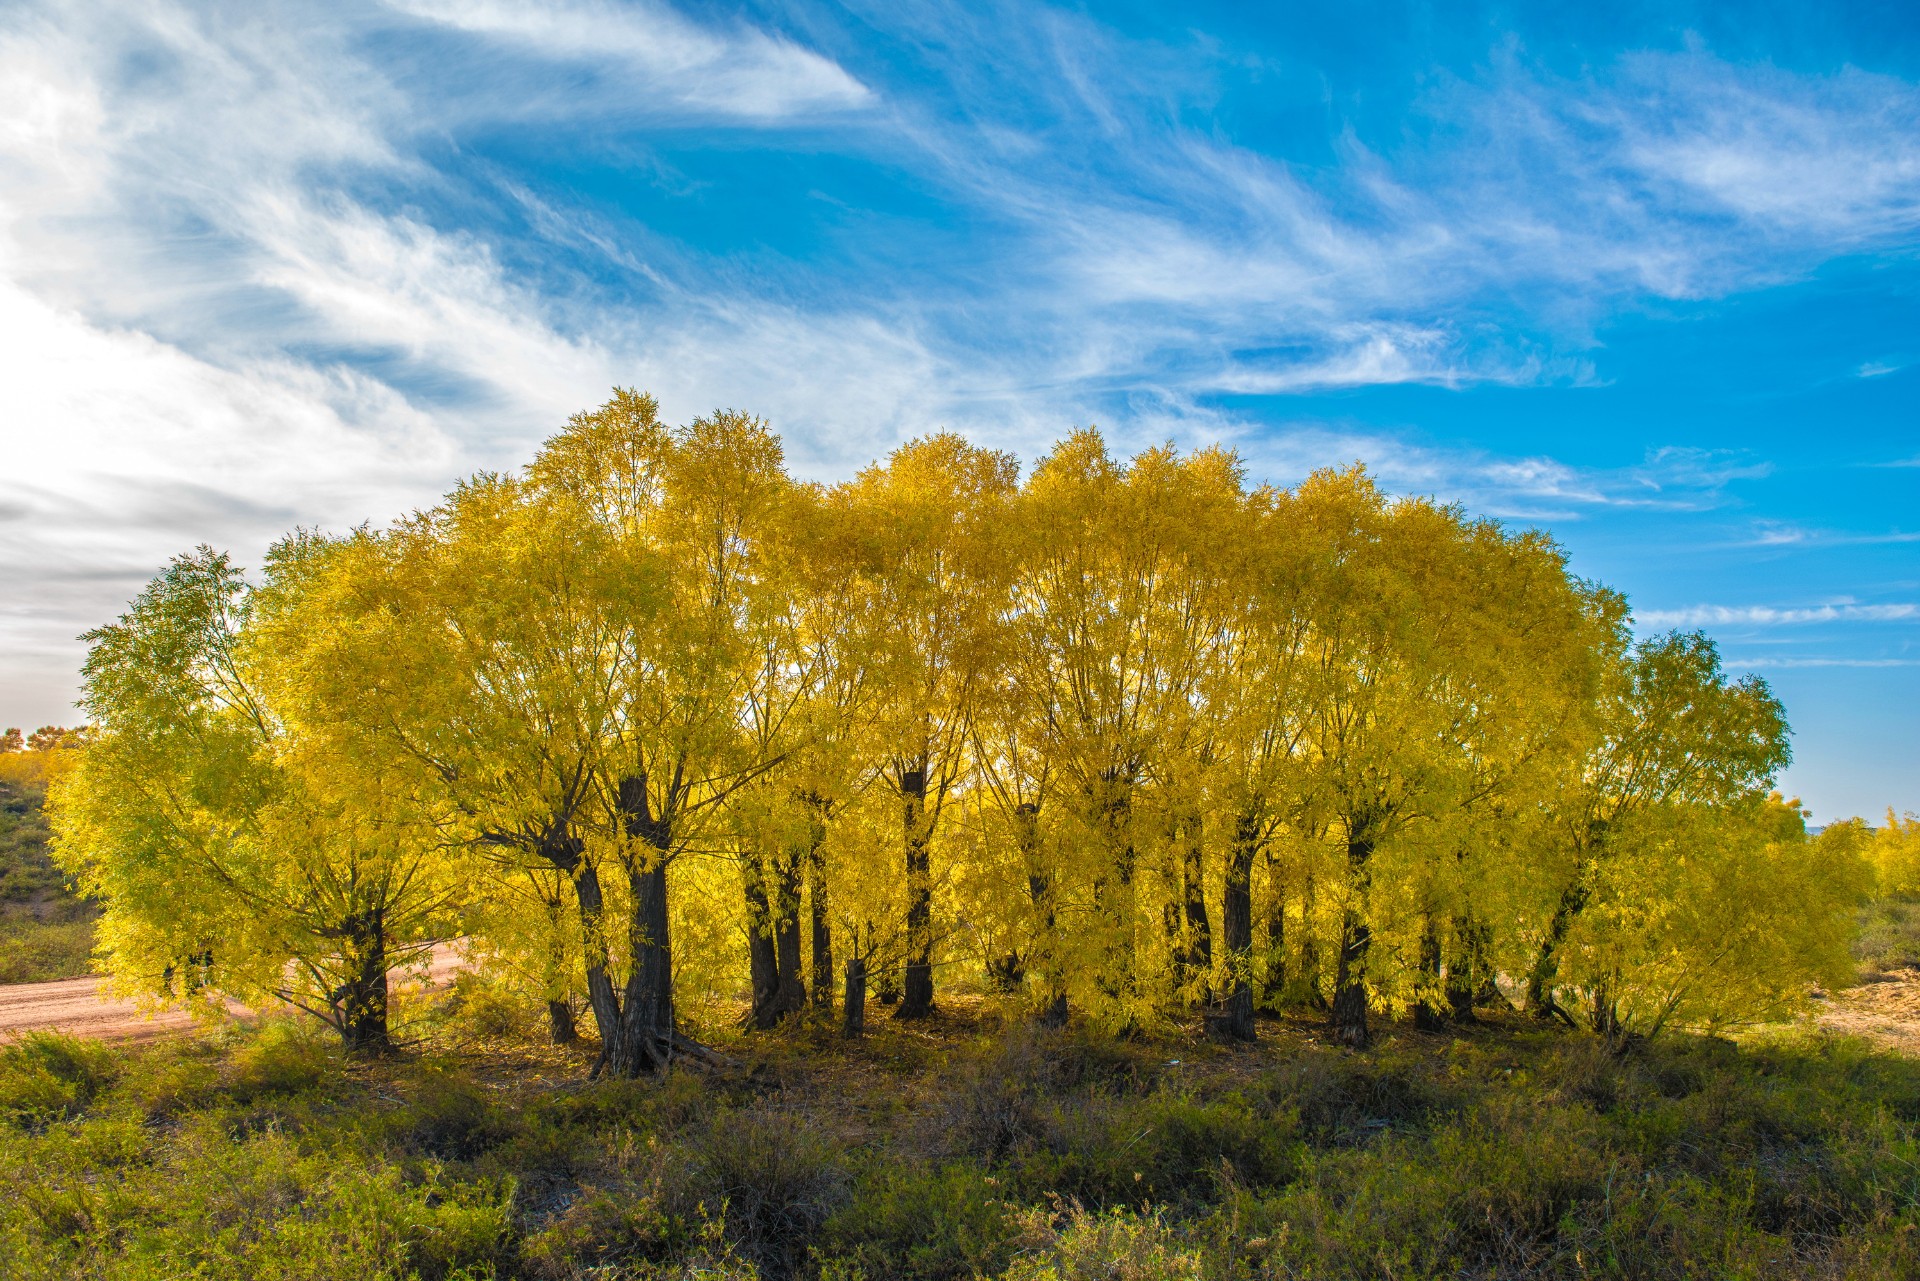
[
  {"xmin": 1446, "ymin": 913, "xmax": 1482, "ymax": 1024},
  {"xmin": 1330, "ymin": 822, "xmax": 1375, "ymax": 1049},
  {"xmin": 1216, "ymin": 806, "xmax": 1259, "ymax": 1042},
  {"xmin": 804, "ymin": 798, "xmax": 833, "ymax": 1013},
  {"xmin": 1181, "ymin": 810, "xmax": 1212, "ymax": 1004},
  {"xmin": 898, "ymin": 766, "xmax": 935, "ymax": 1019},
  {"xmin": 1018, "ymin": 802, "xmax": 1068, "ymax": 1026},
  {"xmin": 1262, "ymin": 844, "xmax": 1288, "ymax": 1006},
  {"xmin": 1092, "ymin": 767, "xmax": 1137, "ymax": 1010},
  {"xmin": 843, "ymin": 956, "xmax": 867, "ymax": 1038},
  {"xmin": 546, "ymin": 999, "xmax": 578, "ymax": 1045},
  {"xmin": 541, "ymin": 825, "xmax": 623, "ymax": 1060},
  {"xmin": 772, "ymin": 844, "xmax": 806, "ymax": 1018},
  {"xmin": 743, "ymin": 850, "xmax": 781, "ymax": 1030},
  {"xmin": 1528, "ymin": 872, "xmax": 1591, "ymax": 1019},
  {"xmin": 335, "ymin": 907, "xmax": 390, "ymax": 1056},
  {"xmin": 1296, "ymin": 868, "xmax": 1324, "ymax": 1009},
  {"xmin": 1413, "ymin": 914, "xmax": 1447, "ymax": 1032},
  {"xmin": 543, "ymin": 878, "xmax": 578, "ymax": 1044}
]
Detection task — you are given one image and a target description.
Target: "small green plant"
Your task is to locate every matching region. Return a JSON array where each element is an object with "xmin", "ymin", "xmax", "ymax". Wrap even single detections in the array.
[{"xmin": 0, "ymin": 1031, "xmax": 117, "ymax": 1125}]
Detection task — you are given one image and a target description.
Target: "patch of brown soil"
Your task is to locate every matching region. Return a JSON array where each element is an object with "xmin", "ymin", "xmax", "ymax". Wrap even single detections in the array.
[
  {"xmin": 0, "ymin": 945, "xmax": 463, "ymax": 1044},
  {"xmin": 1815, "ymin": 968, "xmax": 1920, "ymax": 1055}
]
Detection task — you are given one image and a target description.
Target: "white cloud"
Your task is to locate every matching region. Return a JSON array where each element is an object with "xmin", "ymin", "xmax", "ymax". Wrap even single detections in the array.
[
  {"xmin": 383, "ymin": 0, "xmax": 872, "ymax": 120},
  {"xmin": 1638, "ymin": 603, "xmax": 1920, "ymax": 628},
  {"xmin": 1725, "ymin": 657, "xmax": 1920, "ymax": 669}
]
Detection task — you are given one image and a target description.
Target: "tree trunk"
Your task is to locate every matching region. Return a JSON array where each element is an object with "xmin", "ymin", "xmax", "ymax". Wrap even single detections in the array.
[
  {"xmin": 335, "ymin": 907, "xmax": 391, "ymax": 1056},
  {"xmin": 772, "ymin": 844, "xmax": 807, "ymax": 1019},
  {"xmin": 1329, "ymin": 823, "xmax": 1375, "ymax": 1049},
  {"xmin": 1018, "ymin": 801, "xmax": 1068, "ymax": 1026},
  {"xmin": 542, "ymin": 879, "xmax": 578, "ymax": 1044},
  {"xmin": 843, "ymin": 956, "xmax": 867, "ymax": 1038},
  {"xmin": 602, "ymin": 775, "xmax": 674, "ymax": 1077},
  {"xmin": 1527, "ymin": 872, "xmax": 1591, "ymax": 1019},
  {"xmin": 897, "ymin": 766, "xmax": 935, "ymax": 1019},
  {"xmin": 1413, "ymin": 914, "xmax": 1447, "ymax": 1032},
  {"xmin": 538, "ymin": 823, "xmax": 623, "ymax": 1062},
  {"xmin": 547, "ymin": 999, "xmax": 578, "ymax": 1045},
  {"xmin": 743, "ymin": 851, "xmax": 781, "ymax": 1030},
  {"xmin": 1262, "ymin": 844, "xmax": 1288, "ymax": 1006},
  {"xmin": 1447, "ymin": 913, "xmax": 1491, "ymax": 1023},
  {"xmin": 1092, "ymin": 767, "xmax": 1137, "ymax": 1010},
  {"xmin": 1296, "ymin": 868, "xmax": 1324, "ymax": 1009},
  {"xmin": 805, "ymin": 799, "xmax": 834, "ymax": 1013},
  {"xmin": 1216, "ymin": 806, "xmax": 1259, "ymax": 1042},
  {"xmin": 1180, "ymin": 810, "xmax": 1212, "ymax": 1004}
]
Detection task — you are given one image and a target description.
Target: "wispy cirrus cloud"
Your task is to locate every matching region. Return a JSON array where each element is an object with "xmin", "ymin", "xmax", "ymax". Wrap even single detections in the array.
[
  {"xmin": 1638, "ymin": 603, "xmax": 1920, "ymax": 628},
  {"xmin": 2, "ymin": 0, "xmax": 1918, "ymax": 737}
]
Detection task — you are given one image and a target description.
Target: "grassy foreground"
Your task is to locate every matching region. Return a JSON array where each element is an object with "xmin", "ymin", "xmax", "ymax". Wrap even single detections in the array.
[{"xmin": 4, "ymin": 996, "xmax": 1920, "ymax": 1281}]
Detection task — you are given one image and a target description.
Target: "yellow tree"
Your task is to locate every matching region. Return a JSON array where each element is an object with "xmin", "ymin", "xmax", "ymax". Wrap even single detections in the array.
[
  {"xmin": 51, "ymin": 547, "xmax": 463, "ymax": 1054},
  {"xmin": 1523, "ymin": 630, "xmax": 1792, "ymax": 1023},
  {"xmin": 837, "ymin": 434, "xmax": 1017, "ymax": 1019},
  {"xmin": 1003, "ymin": 433, "xmax": 1242, "ymax": 1027}
]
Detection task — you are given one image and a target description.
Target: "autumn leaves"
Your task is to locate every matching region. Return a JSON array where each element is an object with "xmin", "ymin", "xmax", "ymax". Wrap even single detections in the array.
[{"xmin": 49, "ymin": 391, "xmax": 1857, "ymax": 1067}]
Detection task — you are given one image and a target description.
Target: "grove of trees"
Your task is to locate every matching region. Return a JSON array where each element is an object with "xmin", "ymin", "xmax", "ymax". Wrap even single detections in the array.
[{"xmin": 48, "ymin": 391, "xmax": 1869, "ymax": 1071}]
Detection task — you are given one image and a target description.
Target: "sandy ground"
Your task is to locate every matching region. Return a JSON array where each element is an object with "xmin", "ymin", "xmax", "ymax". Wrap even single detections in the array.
[
  {"xmin": 1813, "ymin": 968, "xmax": 1920, "ymax": 1055},
  {"xmin": 0, "ymin": 946, "xmax": 463, "ymax": 1044},
  {"xmin": 6, "ymin": 956, "xmax": 1920, "ymax": 1052}
]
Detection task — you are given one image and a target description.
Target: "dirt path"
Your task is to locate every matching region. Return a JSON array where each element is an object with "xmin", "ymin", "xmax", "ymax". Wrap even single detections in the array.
[{"xmin": 0, "ymin": 947, "xmax": 463, "ymax": 1044}]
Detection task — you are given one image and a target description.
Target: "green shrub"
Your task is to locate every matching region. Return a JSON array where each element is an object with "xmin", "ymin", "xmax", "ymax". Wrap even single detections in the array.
[
  {"xmin": 0, "ymin": 1032, "xmax": 118, "ymax": 1125},
  {"xmin": 393, "ymin": 1068, "xmax": 516, "ymax": 1163},
  {"xmin": 996, "ymin": 1205, "xmax": 1204, "ymax": 1281},
  {"xmin": 684, "ymin": 1108, "xmax": 847, "ymax": 1279},
  {"xmin": 819, "ymin": 1161, "xmax": 1015, "ymax": 1280},
  {"xmin": 228, "ymin": 1021, "xmax": 332, "ymax": 1103},
  {"xmin": 521, "ymin": 1184, "xmax": 697, "ymax": 1278}
]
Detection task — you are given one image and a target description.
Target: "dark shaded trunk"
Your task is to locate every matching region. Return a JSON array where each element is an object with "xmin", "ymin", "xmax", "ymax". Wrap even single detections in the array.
[
  {"xmin": 1178, "ymin": 811, "xmax": 1212, "ymax": 1003},
  {"xmin": 541, "ymin": 879, "xmax": 578, "ymax": 1044},
  {"xmin": 1413, "ymin": 914, "xmax": 1447, "ymax": 1032},
  {"xmin": 804, "ymin": 799, "xmax": 833, "ymax": 1013},
  {"xmin": 1091, "ymin": 767, "xmax": 1137, "ymax": 1009},
  {"xmin": 843, "ymin": 956, "xmax": 867, "ymax": 1038},
  {"xmin": 987, "ymin": 951, "xmax": 1026, "ymax": 993},
  {"xmin": 536, "ymin": 823, "xmax": 623, "ymax": 1061},
  {"xmin": 1018, "ymin": 801, "xmax": 1068, "ymax": 1026},
  {"xmin": 1329, "ymin": 824, "xmax": 1375, "ymax": 1049},
  {"xmin": 1296, "ymin": 868, "xmax": 1325, "ymax": 1010},
  {"xmin": 1214, "ymin": 806, "xmax": 1259, "ymax": 1042},
  {"xmin": 546, "ymin": 999, "xmax": 578, "ymax": 1045},
  {"xmin": 1260, "ymin": 841, "xmax": 1286, "ymax": 1006},
  {"xmin": 605, "ymin": 775, "xmax": 675, "ymax": 1077},
  {"xmin": 772, "ymin": 845, "xmax": 806, "ymax": 1018},
  {"xmin": 335, "ymin": 908, "xmax": 390, "ymax": 1057},
  {"xmin": 1527, "ymin": 872, "xmax": 1592, "ymax": 1019},
  {"xmin": 1447, "ymin": 913, "xmax": 1491, "ymax": 1023},
  {"xmin": 743, "ymin": 852, "xmax": 781, "ymax": 1030},
  {"xmin": 897, "ymin": 766, "xmax": 935, "ymax": 1019}
]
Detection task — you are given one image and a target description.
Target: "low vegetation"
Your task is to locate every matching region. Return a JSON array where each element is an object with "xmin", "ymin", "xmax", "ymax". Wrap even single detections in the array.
[
  {"xmin": 4, "ymin": 997, "xmax": 1920, "ymax": 1280},
  {"xmin": 0, "ymin": 732, "xmax": 95, "ymax": 984}
]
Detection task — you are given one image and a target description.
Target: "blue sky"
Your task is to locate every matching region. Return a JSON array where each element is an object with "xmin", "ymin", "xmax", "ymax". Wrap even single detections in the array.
[{"xmin": 0, "ymin": 0, "xmax": 1914, "ymax": 820}]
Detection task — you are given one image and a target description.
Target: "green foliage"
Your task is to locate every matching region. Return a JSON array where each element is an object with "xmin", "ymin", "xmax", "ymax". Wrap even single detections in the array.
[
  {"xmin": 0, "ymin": 1032, "xmax": 118, "ymax": 1126},
  {"xmin": 820, "ymin": 1162, "xmax": 1016, "ymax": 1280},
  {"xmin": 0, "ymin": 765, "xmax": 98, "ymax": 983}
]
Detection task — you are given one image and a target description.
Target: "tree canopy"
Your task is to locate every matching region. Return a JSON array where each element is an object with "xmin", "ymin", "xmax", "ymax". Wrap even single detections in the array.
[{"xmin": 49, "ymin": 391, "xmax": 1862, "ymax": 1065}]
